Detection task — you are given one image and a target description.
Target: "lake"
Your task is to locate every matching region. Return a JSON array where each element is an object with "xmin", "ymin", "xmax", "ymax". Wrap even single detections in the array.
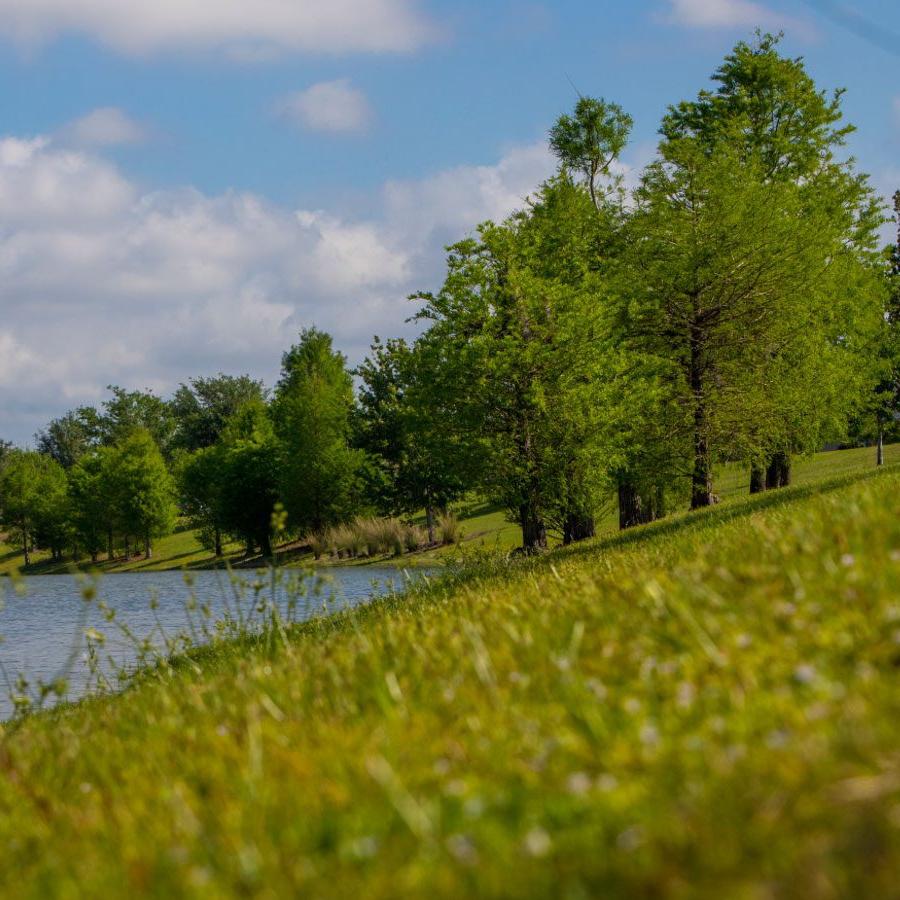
[{"xmin": 0, "ymin": 567, "xmax": 431, "ymax": 720}]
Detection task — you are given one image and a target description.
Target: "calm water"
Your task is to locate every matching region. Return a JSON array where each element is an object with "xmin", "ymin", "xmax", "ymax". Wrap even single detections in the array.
[{"xmin": 0, "ymin": 567, "xmax": 430, "ymax": 719}]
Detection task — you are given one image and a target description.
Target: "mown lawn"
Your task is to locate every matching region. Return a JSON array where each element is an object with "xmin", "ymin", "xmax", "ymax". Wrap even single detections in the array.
[{"xmin": 1, "ymin": 464, "xmax": 898, "ymax": 897}]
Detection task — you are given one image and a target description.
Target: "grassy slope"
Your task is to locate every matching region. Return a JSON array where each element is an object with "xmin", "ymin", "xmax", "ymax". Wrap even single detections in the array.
[
  {"xmin": 3, "ymin": 442, "xmax": 894, "ymax": 576},
  {"xmin": 1, "ymin": 465, "xmax": 899, "ymax": 896}
]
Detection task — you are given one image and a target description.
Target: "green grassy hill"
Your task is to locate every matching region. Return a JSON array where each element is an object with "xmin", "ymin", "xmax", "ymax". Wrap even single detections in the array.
[
  {"xmin": 2, "ymin": 442, "xmax": 896, "ymax": 576},
  {"xmin": 1, "ymin": 463, "xmax": 899, "ymax": 896}
]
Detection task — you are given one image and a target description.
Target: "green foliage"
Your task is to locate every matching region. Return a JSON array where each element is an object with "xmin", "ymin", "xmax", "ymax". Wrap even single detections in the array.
[
  {"xmin": 0, "ymin": 450, "xmax": 68, "ymax": 564},
  {"xmin": 549, "ymin": 95, "xmax": 632, "ymax": 207},
  {"xmin": 216, "ymin": 399, "xmax": 281, "ymax": 557},
  {"xmin": 105, "ymin": 430, "xmax": 177, "ymax": 554},
  {"xmin": 273, "ymin": 328, "xmax": 363, "ymax": 534},
  {"xmin": 67, "ymin": 449, "xmax": 116, "ymax": 561},
  {"xmin": 34, "ymin": 411, "xmax": 95, "ymax": 469},
  {"xmin": 171, "ymin": 374, "xmax": 267, "ymax": 453}
]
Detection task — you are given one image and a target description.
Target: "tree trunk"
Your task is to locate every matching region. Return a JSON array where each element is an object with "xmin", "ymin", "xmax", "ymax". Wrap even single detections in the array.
[
  {"xmin": 563, "ymin": 511, "xmax": 595, "ymax": 545},
  {"xmin": 425, "ymin": 506, "xmax": 436, "ymax": 546},
  {"xmin": 765, "ymin": 452, "xmax": 791, "ymax": 490},
  {"xmin": 519, "ymin": 504, "xmax": 547, "ymax": 554},
  {"xmin": 618, "ymin": 480, "xmax": 644, "ymax": 530},
  {"xmin": 107, "ymin": 528, "xmax": 114, "ymax": 561},
  {"xmin": 877, "ymin": 427, "xmax": 884, "ymax": 467},
  {"xmin": 750, "ymin": 463, "xmax": 766, "ymax": 494},
  {"xmin": 91, "ymin": 551, "xmax": 98, "ymax": 564},
  {"xmin": 260, "ymin": 532, "xmax": 273, "ymax": 560},
  {"xmin": 23, "ymin": 529, "xmax": 30, "ymax": 567},
  {"xmin": 689, "ymin": 322, "xmax": 714, "ymax": 510},
  {"xmin": 123, "ymin": 536, "xmax": 131, "ymax": 560},
  {"xmin": 145, "ymin": 533, "xmax": 152, "ymax": 559},
  {"xmin": 214, "ymin": 526, "xmax": 223, "ymax": 557}
]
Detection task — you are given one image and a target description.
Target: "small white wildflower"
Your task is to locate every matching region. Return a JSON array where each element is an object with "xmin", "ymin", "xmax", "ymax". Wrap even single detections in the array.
[
  {"xmin": 735, "ymin": 633, "xmax": 752, "ymax": 649},
  {"xmin": 794, "ymin": 664, "xmax": 817, "ymax": 685},
  {"xmin": 840, "ymin": 554, "xmax": 855, "ymax": 568},
  {"xmin": 640, "ymin": 723, "xmax": 660, "ymax": 747},
  {"xmin": 523, "ymin": 827, "xmax": 552, "ymax": 858},
  {"xmin": 566, "ymin": 772, "xmax": 592, "ymax": 796}
]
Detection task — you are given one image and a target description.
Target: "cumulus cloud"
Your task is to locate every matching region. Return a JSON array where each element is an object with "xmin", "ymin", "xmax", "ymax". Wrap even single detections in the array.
[
  {"xmin": 661, "ymin": 0, "xmax": 811, "ymax": 34},
  {"xmin": 278, "ymin": 80, "xmax": 373, "ymax": 134},
  {"xmin": 0, "ymin": 134, "xmax": 557, "ymax": 443},
  {"xmin": 0, "ymin": 0, "xmax": 435, "ymax": 58},
  {"xmin": 61, "ymin": 107, "xmax": 148, "ymax": 147}
]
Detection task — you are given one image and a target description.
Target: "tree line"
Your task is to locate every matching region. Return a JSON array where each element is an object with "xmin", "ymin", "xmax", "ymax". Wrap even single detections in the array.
[{"xmin": 1, "ymin": 34, "xmax": 898, "ymax": 562}]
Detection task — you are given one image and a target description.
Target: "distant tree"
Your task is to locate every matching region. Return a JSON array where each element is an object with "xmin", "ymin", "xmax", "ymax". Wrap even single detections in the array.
[
  {"xmin": 0, "ymin": 451, "xmax": 67, "ymax": 567},
  {"xmin": 273, "ymin": 329, "xmax": 363, "ymax": 535},
  {"xmin": 68, "ymin": 449, "xmax": 117, "ymax": 563},
  {"xmin": 106, "ymin": 430, "xmax": 176, "ymax": 559},
  {"xmin": 217, "ymin": 400, "xmax": 281, "ymax": 557},
  {"xmin": 35, "ymin": 411, "xmax": 95, "ymax": 469},
  {"xmin": 177, "ymin": 446, "xmax": 228, "ymax": 556},
  {"xmin": 869, "ymin": 190, "xmax": 900, "ymax": 463},
  {"xmin": 171, "ymin": 374, "xmax": 267, "ymax": 453},
  {"xmin": 354, "ymin": 337, "xmax": 467, "ymax": 540},
  {"xmin": 98, "ymin": 386, "xmax": 176, "ymax": 457},
  {"xmin": 0, "ymin": 440, "xmax": 13, "ymax": 470}
]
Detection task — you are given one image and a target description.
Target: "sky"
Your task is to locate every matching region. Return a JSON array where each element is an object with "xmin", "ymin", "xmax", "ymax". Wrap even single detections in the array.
[{"xmin": 1, "ymin": 0, "xmax": 898, "ymax": 444}]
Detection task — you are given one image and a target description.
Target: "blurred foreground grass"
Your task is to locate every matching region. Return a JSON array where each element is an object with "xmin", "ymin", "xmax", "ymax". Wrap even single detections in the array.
[{"xmin": 1, "ymin": 465, "xmax": 900, "ymax": 897}]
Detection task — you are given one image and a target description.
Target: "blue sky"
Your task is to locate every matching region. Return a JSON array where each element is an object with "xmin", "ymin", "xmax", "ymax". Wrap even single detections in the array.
[{"xmin": 0, "ymin": 0, "xmax": 898, "ymax": 442}]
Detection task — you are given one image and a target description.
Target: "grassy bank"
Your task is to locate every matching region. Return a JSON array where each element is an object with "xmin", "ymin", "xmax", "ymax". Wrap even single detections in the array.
[
  {"xmin": 1, "ymin": 464, "xmax": 899, "ymax": 896},
  {"xmin": 2, "ymin": 442, "xmax": 895, "ymax": 577}
]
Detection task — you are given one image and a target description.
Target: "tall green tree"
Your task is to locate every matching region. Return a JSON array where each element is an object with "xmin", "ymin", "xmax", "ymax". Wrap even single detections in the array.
[
  {"xmin": 0, "ymin": 451, "xmax": 68, "ymax": 566},
  {"xmin": 217, "ymin": 400, "xmax": 281, "ymax": 557},
  {"xmin": 660, "ymin": 32, "xmax": 883, "ymax": 489},
  {"xmin": 413, "ymin": 179, "xmax": 620, "ymax": 552},
  {"xmin": 273, "ymin": 328, "xmax": 362, "ymax": 535},
  {"xmin": 106, "ymin": 430, "xmax": 176, "ymax": 559},
  {"xmin": 177, "ymin": 446, "xmax": 229, "ymax": 557},
  {"xmin": 35, "ymin": 412, "xmax": 95, "ymax": 469},
  {"xmin": 171, "ymin": 374, "xmax": 267, "ymax": 453},
  {"xmin": 354, "ymin": 337, "xmax": 468, "ymax": 539},
  {"xmin": 68, "ymin": 449, "xmax": 117, "ymax": 563},
  {"xmin": 98, "ymin": 386, "xmax": 176, "ymax": 457}
]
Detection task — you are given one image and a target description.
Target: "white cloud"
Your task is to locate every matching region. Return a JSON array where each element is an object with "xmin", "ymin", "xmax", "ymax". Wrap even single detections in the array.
[
  {"xmin": 61, "ymin": 107, "xmax": 148, "ymax": 147},
  {"xmin": 0, "ymin": 133, "xmax": 560, "ymax": 443},
  {"xmin": 0, "ymin": 0, "xmax": 435, "ymax": 58},
  {"xmin": 278, "ymin": 80, "xmax": 373, "ymax": 134},
  {"xmin": 661, "ymin": 0, "xmax": 811, "ymax": 34}
]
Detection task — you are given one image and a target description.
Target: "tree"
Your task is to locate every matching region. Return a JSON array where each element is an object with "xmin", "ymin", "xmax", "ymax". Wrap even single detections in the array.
[
  {"xmin": 273, "ymin": 329, "xmax": 362, "ymax": 536},
  {"xmin": 217, "ymin": 400, "xmax": 281, "ymax": 558},
  {"xmin": 98, "ymin": 386, "xmax": 176, "ymax": 457},
  {"xmin": 661, "ymin": 32, "xmax": 882, "ymax": 489},
  {"xmin": 106, "ymin": 430, "xmax": 176, "ymax": 559},
  {"xmin": 869, "ymin": 190, "xmax": 900, "ymax": 463},
  {"xmin": 0, "ymin": 451, "xmax": 67, "ymax": 567},
  {"xmin": 413, "ymin": 179, "xmax": 620, "ymax": 553},
  {"xmin": 68, "ymin": 449, "xmax": 117, "ymax": 563},
  {"xmin": 171, "ymin": 374, "xmax": 267, "ymax": 453},
  {"xmin": 177, "ymin": 446, "xmax": 228, "ymax": 556},
  {"xmin": 35, "ymin": 412, "xmax": 95, "ymax": 469},
  {"xmin": 354, "ymin": 337, "xmax": 468, "ymax": 539},
  {"xmin": 622, "ymin": 138, "xmax": 859, "ymax": 509},
  {"xmin": 550, "ymin": 96, "xmax": 633, "ymax": 210}
]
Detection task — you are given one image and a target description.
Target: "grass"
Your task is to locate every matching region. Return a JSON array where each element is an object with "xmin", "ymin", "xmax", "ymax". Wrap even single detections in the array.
[
  {"xmin": 1, "ymin": 462, "xmax": 899, "ymax": 896},
  {"xmin": 2, "ymin": 443, "xmax": 895, "ymax": 576}
]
